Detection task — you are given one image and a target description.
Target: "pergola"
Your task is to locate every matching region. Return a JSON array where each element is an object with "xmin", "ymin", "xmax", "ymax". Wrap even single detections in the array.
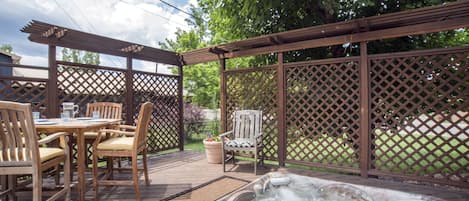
[{"xmin": 19, "ymin": 0, "xmax": 469, "ymax": 188}]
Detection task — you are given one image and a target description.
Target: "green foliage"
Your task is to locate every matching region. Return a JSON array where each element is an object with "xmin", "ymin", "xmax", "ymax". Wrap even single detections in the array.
[
  {"xmin": 199, "ymin": 0, "xmax": 462, "ymax": 63},
  {"xmin": 0, "ymin": 44, "xmax": 13, "ymax": 53},
  {"xmin": 61, "ymin": 48, "xmax": 100, "ymax": 65},
  {"xmin": 161, "ymin": 0, "xmax": 465, "ymax": 108}
]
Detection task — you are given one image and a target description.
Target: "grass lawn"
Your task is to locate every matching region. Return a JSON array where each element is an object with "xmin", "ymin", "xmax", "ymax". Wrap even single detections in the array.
[
  {"xmin": 150, "ymin": 129, "xmax": 468, "ymax": 177},
  {"xmin": 285, "ymin": 130, "xmax": 468, "ymax": 176}
]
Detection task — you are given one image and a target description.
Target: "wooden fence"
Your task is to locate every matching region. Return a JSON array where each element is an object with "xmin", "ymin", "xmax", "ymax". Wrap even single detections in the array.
[
  {"xmin": 223, "ymin": 46, "xmax": 469, "ymax": 187},
  {"xmin": 0, "ymin": 61, "xmax": 183, "ymax": 153}
]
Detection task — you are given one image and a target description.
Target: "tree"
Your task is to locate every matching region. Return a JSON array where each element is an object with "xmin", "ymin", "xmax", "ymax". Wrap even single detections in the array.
[
  {"xmin": 61, "ymin": 48, "xmax": 100, "ymax": 65},
  {"xmin": 159, "ymin": 6, "xmax": 221, "ymax": 109},
  {"xmin": 199, "ymin": 0, "xmax": 464, "ymax": 63},
  {"xmin": 161, "ymin": 0, "xmax": 466, "ymax": 109},
  {"xmin": 0, "ymin": 44, "xmax": 13, "ymax": 53}
]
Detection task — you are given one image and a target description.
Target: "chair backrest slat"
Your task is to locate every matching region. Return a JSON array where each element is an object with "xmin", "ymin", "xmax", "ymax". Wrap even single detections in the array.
[
  {"xmin": 86, "ymin": 102, "xmax": 123, "ymax": 120},
  {"xmin": 0, "ymin": 101, "xmax": 38, "ymax": 166},
  {"xmin": 133, "ymin": 102, "xmax": 153, "ymax": 149},
  {"xmin": 232, "ymin": 110, "xmax": 262, "ymax": 141}
]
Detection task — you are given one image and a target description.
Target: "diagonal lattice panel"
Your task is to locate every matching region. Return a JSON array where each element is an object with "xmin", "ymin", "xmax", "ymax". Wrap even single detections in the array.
[
  {"xmin": 57, "ymin": 64, "xmax": 127, "ymax": 118},
  {"xmin": 133, "ymin": 72, "xmax": 180, "ymax": 152},
  {"xmin": 285, "ymin": 58, "xmax": 361, "ymax": 169},
  {"xmin": 370, "ymin": 48, "xmax": 469, "ymax": 186},
  {"xmin": 225, "ymin": 67, "xmax": 278, "ymax": 160},
  {"xmin": 0, "ymin": 79, "xmax": 48, "ymax": 116}
]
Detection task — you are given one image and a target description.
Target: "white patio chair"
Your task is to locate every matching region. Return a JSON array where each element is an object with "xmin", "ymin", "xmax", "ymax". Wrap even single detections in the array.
[{"xmin": 220, "ymin": 110, "xmax": 263, "ymax": 174}]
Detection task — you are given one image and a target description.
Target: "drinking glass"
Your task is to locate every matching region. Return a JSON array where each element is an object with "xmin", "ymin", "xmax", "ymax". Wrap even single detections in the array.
[{"xmin": 32, "ymin": 112, "xmax": 40, "ymax": 120}]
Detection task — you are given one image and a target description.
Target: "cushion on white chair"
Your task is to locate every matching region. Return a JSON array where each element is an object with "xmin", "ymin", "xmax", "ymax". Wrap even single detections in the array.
[{"xmin": 225, "ymin": 138, "xmax": 255, "ymax": 148}]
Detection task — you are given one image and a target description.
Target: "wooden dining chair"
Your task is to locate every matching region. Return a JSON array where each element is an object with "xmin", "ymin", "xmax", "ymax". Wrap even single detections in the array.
[
  {"xmin": 92, "ymin": 102, "xmax": 153, "ymax": 201},
  {"xmin": 85, "ymin": 102, "xmax": 123, "ymax": 121},
  {"xmin": 0, "ymin": 101, "xmax": 71, "ymax": 201},
  {"xmin": 75, "ymin": 102, "xmax": 123, "ymax": 165}
]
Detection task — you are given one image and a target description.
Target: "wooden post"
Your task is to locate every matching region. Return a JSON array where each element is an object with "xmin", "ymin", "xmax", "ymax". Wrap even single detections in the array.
[
  {"xmin": 219, "ymin": 59, "xmax": 227, "ymax": 133},
  {"xmin": 359, "ymin": 42, "xmax": 370, "ymax": 177},
  {"xmin": 47, "ymin": 45, "xmax": 59, "ymax": 118},
  {"xmin": 125, "ymin": 57, "xmax": 134, "ymax": 125},
  {"xmin": 277, "ymin": 52, "xmax": 286, "ymax": 166},
  {"xmin": 178, "ymin": 65, "xmax": 184, "ymax": 151}
]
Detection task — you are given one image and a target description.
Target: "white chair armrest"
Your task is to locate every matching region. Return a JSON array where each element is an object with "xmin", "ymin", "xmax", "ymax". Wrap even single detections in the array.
[{"xmin": 219, "ymin": 131, "xmax": 233, "ymax": 138}]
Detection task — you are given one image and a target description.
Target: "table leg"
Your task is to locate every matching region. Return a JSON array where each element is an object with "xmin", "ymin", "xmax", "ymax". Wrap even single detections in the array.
[{"xmin": 76, "ymin": 130, "xmax": 86, "ymax": 201}]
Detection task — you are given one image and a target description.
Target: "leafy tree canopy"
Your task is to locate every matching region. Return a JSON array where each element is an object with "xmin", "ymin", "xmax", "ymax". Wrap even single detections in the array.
[
  {"xmin": 160, "ymin": 0, "xmax": 467, "ymax": 108},
  {"xmin": 0, "ymin": 44, "xmax": 13, "ymax": 53},
  {"xmin": 61, "ymin": 48, "xmax": 100, "ymax": 65}
]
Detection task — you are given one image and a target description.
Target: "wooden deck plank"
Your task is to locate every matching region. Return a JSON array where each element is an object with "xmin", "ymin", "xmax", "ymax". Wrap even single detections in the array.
[{"xmin": 11, "ymin": 150, "xmax": 469, "ymax": 201}]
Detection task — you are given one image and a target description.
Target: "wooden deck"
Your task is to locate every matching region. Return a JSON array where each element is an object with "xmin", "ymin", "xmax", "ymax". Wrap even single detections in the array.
[{"xmin": 12, "ymin": 150, "xmax": 469, "ymax": 200}]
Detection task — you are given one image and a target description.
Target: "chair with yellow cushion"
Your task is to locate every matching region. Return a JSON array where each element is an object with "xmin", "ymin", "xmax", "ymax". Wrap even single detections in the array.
[
  {"xmin": 84, "ymin": 102, "xmax": 123, "ymax": 138},
  {"xmin": 75, "ymin": 102, "xmax": 123, "ymax": 165},
  {"xmin": 0, "ymin": 101, "xmax": 71, "ymax": 201},
  {"xmin": 92, "ymin": 102, "xmax": 153, "ymax": 201}
]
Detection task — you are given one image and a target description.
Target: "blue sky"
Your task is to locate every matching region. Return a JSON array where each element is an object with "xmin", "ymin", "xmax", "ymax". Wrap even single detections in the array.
[{"xmin": 0, "ymin": 0, "xmax": 195, "ymax": 73}]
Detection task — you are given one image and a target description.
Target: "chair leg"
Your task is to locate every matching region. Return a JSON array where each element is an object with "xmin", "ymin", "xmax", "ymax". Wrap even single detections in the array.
[
  {"xmin": 64, "ymin": 142, "xmax": 71, "ymax": 201},
  {"xmin": 254, "ymin": 150, "xmax": 258, "ymax": 175},
  {"xmin": 7, "ymin": 175, "xmax": 17, "ymax": 201},
  {"xmin": 232, "ymin": 151, "xmax": 236, "ymax": 165},
  {"xmin": 107, "ymin": 157, "xmax": 114, "ymax": 180},
  {"xmin": 68, "ymin": 138, "xmax": 74, "ymax": 181},
  {"xmin": 132, "ymin": 155, "xmax": 141, "ymax": 201},
  {"xmin": 0, "ymin": 175, "xmax": 6, "ymax": 200},
  {"xmin": 32, "ymin": 170, "xmax": 42, "ymax": 201},
  {"xmin": 142, "ymin": 148, "xmax": 150, "ymax": 186},
  {"xmin": 54, "ymin": 165, "xmax": 60, "ymax": 186},
  {"xmin": 222, "ymin": 147, "xmax": 226, "ymax": 172},
  {"xmin": 93, "ymin": 152, "xmax": 99, "ymax": 201}
]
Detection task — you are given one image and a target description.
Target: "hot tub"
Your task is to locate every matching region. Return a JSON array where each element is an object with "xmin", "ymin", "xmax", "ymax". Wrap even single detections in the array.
[{"xmin": 218, "ymin": 172, "xmax": 444, "ymax": 201}]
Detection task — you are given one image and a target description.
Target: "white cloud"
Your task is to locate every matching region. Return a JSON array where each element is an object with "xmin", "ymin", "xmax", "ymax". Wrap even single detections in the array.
[
  {"xmin": 18, "ymin": 53, "xmax": 48, "ymax": 66},
  {"xmin": 2, "ymin": 0, "xmax": 192, "ymax": 69}
]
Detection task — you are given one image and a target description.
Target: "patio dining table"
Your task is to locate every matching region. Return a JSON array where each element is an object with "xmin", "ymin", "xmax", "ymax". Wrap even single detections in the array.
[{"xmin": 35, "ymin": 118, "xmax": 121, "ymax": 201}]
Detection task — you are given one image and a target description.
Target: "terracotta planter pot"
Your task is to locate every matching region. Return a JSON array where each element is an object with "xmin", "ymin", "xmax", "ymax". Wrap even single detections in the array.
[{"xmin": 203, "ymin": 140, "xmax": 222, "ymax": 164}]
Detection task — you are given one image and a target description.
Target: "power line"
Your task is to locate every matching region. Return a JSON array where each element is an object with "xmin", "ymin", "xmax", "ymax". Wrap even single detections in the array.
[
  {"xmin": 69, "ymin": 0, "xmax": 124, "ymax": 67},
  {"xmin": 53, "ymin": 0, "xmax": 82, "ymax": 30},
  {"xmin": 158, "ymin": 0, "xmax": 207, "ymax": 23},
  {"xmin": 159, "ymin": 0, "xmax": 194, "ymax": 19},
  {"xmin": 53, "ymin": 0, "xmax": 124, "ymax": 67},
  {"xmin": 118, "ymin": 0, "xmax": 190, "ymax": 28}
]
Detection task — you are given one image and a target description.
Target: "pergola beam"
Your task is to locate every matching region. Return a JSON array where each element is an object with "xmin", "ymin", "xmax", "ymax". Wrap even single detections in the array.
[
  {"xmin": 181, "ymin": 0, "xmax": 469, "ymax": 65},
  {"xmin": 22, "ymin": 20, "xmax": 181, "ymax": 66},
  {"xmin": 227, "ymin": 17, "xmax": 469, "ymax": 59}
]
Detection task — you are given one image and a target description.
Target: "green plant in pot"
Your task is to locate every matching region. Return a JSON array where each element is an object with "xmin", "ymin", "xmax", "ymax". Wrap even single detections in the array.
[{"xmin": 203, "ymin": 132, "xmax": 222, "ymax": 164}]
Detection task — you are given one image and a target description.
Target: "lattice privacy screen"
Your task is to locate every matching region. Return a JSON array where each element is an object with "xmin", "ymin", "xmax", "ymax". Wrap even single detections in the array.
[
  {"xmin": 223, "ymin": 47, "xmax": 468, "ymax": 187},
  {"xmin": 0, "ymin": 78, "xmax": 47, "ymax": 116},
  {"xmin": 285, "ymin": 58, "xmax": 361, "ymax": 169},
  {"xmin": 57, "ymin": 64, "xmax": 127, "ymax": 118},
  {"xmin": 133, "ymin": 72, "xmax": 180, "ymax": 152},
  {"xmin": 225, "ymin": 67, "xmax": 279, "ymax": 160},
  {"xmin": 369, "ymin": 48, "xmax": 469, "ymax": 185},
  {"xmin": 57, "ymin": 63, "xmax": 182, "ymax": 153}
]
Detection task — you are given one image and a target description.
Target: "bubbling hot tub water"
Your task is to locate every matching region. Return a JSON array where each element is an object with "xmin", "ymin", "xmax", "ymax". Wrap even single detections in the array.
[{"xmin": 220, "ymin": 172, "xmax": 444, "ymax": 201}]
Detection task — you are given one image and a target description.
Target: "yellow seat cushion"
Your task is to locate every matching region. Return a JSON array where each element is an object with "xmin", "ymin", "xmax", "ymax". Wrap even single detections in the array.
[
  {"xmin": 97, "ymin": 137, "xmax": 134, "ymax": 150},
  {"xmin": 0, "ymin": 148, "xmax": 64, "ymax": 163},
  {"xmin": 84, "ymin": 131, "xmax": 98, "ymax": 139},
  {"xmin": 38, "ymin": 148, "xmax": 65, "ymax": 162}
]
